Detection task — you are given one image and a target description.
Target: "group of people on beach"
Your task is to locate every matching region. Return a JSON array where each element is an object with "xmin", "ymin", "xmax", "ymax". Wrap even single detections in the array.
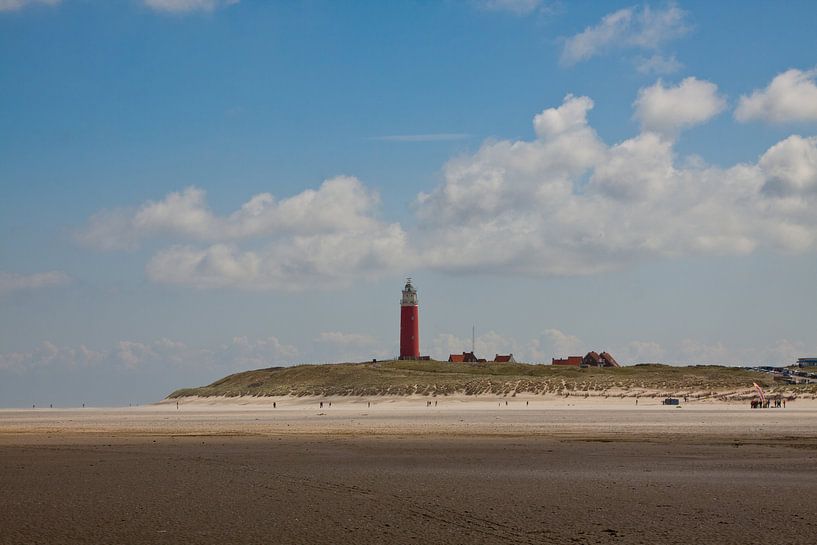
[{"xmin": 751, "ymin": 398, "xmax": 785, "ymax": 409}]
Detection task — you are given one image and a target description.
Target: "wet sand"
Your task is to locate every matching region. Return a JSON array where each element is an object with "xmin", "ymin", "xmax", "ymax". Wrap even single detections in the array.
[{"xmin": 2, "ymin": 400, "xmax": 817, "ymax": 544}]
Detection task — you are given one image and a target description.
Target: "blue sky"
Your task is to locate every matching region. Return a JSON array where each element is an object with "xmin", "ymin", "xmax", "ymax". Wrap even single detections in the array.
[{"xmin": 2, "ymin": 0, "xmax": 817, "ymax": 406}]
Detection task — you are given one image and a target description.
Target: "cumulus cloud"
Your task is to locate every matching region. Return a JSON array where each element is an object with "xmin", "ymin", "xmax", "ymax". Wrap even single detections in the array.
[
  {"xmin": 0, "ymin": 0, "xmax": 60, "ymax": 12},
  {"xmin": 0, "ymin": 271, "xmax": 71, "ymax": 295},
  {"xmin": 79, "ymin": 84, "xmax": 817, "ymax": 289},
  {"xmin": 78, "ymin": 177, "xmax": 383, "ymax": 249},
  {"xmin": 735, "ymin": 68, "xmax": 817, "ymax": 123},
  {"xmin": 142, "ymin": 0, "xmax": 238, "ymax": 13},
  {"xmin": 78, "ymin": 177, "xmax": 408, "ymax": 290},
  {"xmin": 144, "ymin": 222, "xmax": 406, "ymax": 290},
  {"xmin": 561, "ymin": 3, "xmax": 689, "ymax": 66},
  {"xmin": 758, "ymin": 135, "xmax": 817, "ymax": 198},
  {"xmin": 415, "ymin": 92, "xmax": 817, "ymax": 276},
  {"xmin": 634, "ymin": 77, "xmax": 726, "ymax": 135},
  {"xmin": 543, "ymin": 329, "xmax": 584, "ymax": 357}
]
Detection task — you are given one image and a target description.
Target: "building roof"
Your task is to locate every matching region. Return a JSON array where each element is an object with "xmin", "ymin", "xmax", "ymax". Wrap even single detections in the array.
[
  {"xmin": 583, "ymin": 351, "xmax": 602, "ymax": 365},
  {"xmin": 494, "ymin": 354, "xmax": 515, "ymax": 363},
  {"xmin": 600, "ymin": 351, "xmax": 620, "ymax": 367},
  {"xmin": 449, "ymin": 351, "xmax": 483, "ymax": 363},
  {"xmin": 552, "ymin": 356, "xmax": 582, "ymax": 366}
]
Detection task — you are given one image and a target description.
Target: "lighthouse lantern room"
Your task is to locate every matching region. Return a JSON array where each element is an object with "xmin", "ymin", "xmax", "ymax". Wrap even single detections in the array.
[{"xmin": 399, "ymin": 278, "xmax": 420, "ymax": 360}]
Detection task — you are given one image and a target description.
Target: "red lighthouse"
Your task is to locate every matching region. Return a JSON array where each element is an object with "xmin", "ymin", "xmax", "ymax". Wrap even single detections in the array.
[{"xmin": 399, "ymin": 278, "xmax": 420, "ymax": 360}]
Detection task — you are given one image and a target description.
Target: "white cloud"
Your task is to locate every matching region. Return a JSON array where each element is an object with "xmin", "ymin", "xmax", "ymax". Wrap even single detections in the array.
[
  {"xmin": 315, "ymin": 331, "xmax": 377, "ymax": 347},
  {"xmin": 735, "ymin": 68, "xmax": 817, "ymax": 123},
  {"xmin": 79, "ymin": 86, "xmax": 817, "ymax": 290},
  {"xmin": 636, "ymin": 53, "xmax": 682, "ymax": 75},
  {"xmin": 589, "ymin": 131, "xmax": 675, "ymax": 200},
  {"xmin": 543, "ymin": 329, "xmax": 583, "ymax": 357},
  {"xmin": 142, "ymin": 0, "xmax": 238, "ymax": 14},
  {"xmin": 618, "ymin": 340, "xmax": 665, "ymax": 364},
  {"xmin": 145, "ymin": 222, "xmax": 406, "ymax": 290},
  {"xmin": 561, "ymin": 3, "xmax": 689, "ymax": 66},
  {"xmin": 415, "ymin": 92, "xmax": 817, "ymax": 276},
  {"xmin": 475, "ymin": 0, "xmax": 544, "ymax": 16},
  {"xmin": 0, "ymin": 0, "xmax": 60, "ymax": 12},
  {"xmin": 0, "ymin": 271, "xmax": 71, "ymax": 295},
  {"xmin": 2, "ymin": 336, "xmax": 297, "ymax": 374},
  {"xmin": 78, "ymin": 176, "xmax": 383, "ymax": 248},
  {"xmin": 78, "ymin": 177, "xmax": 408, "ymax": 290},
  {"xmin": 0, "ymin": 342, "xmax": 103, "ymax": 372},
  {"xmin": 417, "ymin": 95, "xmax": 604, "ymax": 233},
  {"xmin": 634, "ymin": 77, "xmax": 726, "ymax": 135},
  {"xmin": 758, "ymin": 135, "xmax": 817, "ymax": 198}
]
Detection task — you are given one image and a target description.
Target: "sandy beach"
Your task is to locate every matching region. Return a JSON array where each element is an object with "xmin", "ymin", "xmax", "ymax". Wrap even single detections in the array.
[
  {"xmin": 3, "ymin": 394, "xmax": 817, "ymax": 442},
  {"xmin": 2, "ymin": 396, "xmax": 817, "ymax": 544}
]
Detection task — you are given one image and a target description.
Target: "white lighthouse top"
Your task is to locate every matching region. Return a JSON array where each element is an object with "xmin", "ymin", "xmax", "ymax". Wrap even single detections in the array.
[{"xmin": 401, "ymin": 277, "xmax": 418, "ymax": 306}]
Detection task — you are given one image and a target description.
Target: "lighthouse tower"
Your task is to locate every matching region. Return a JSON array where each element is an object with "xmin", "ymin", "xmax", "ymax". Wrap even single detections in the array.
[{"xmin": 399, "ymin": 278, "xmax": 420, "ymax": 360}]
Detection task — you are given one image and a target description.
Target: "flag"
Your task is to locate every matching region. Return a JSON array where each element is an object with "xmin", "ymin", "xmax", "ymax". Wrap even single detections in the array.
[{"xmin": 752, "ymin": 382, "xmax": 766, "ymax": 403}]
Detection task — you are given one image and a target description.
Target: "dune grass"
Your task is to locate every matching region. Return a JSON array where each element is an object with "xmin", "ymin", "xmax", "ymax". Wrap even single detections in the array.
[{"xmin": 167, "ymin": 360, "xmax": 803, "ymax": 399}]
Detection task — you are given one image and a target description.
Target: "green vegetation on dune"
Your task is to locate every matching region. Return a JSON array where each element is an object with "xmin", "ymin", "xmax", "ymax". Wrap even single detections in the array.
[{"xmin": 167, "ymin": 360, "xmax": 804, "ymax": 399}]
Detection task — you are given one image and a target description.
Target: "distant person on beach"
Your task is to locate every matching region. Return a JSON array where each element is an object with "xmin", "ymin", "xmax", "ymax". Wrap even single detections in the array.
[
  {"xmin": 320, "ymin": 401, "xmax": 323, "ymax": 409},
  {"xmin": 273, "ymin": 402, "xmax": 276, "ymax": 409},
  {"xmin": 176, "ymin": 401, "xmax": 179, "ymax": 410}
]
